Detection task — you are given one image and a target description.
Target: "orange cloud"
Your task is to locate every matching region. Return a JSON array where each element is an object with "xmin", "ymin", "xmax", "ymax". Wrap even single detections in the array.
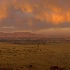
[
  {"xmin": 35, "ymin": 11, "xmax": 70, "ymax": 24},
  {"xmin": 15, "ymin": 4, "xmax": 33, "ymax": 13},
  {"xmin": 0, "ymin": 0, "xmax": 8, "ymax": 20},
  {"xmin": 1, "ymin": 0, "xmax": 70, "ymax": 24},
  {"xmin": 0, "ymin": 8, "xmax": 7, "ymax": 20},
  {"xmin": 14, "ymin": 0, "xmax": 33, "ymax": 13},
  {"xmin": 49, "ymin": 13, "xmax": 65, "ymax": 24}
]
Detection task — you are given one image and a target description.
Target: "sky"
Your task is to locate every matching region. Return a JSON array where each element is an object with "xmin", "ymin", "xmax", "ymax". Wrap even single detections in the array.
[{"xmin": 0, "ymin": 0, "xmax": 70, "ymax": 35}]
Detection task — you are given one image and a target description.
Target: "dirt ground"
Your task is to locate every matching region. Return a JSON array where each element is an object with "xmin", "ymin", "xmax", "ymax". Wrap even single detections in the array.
[{"xmin": 0, "ymin": 42, "xmax": 70, "ymax": 70}]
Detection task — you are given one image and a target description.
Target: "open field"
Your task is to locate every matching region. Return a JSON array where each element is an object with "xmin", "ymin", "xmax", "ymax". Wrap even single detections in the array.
[{"xmin": 0, "ymin": 42, "xmax": 70, "ymax": 70}]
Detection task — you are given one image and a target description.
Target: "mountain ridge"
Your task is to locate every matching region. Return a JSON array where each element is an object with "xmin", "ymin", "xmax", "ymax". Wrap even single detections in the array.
[{"xmin": 0, "ymin": 32, "xmax": 70, "ymax": 39}]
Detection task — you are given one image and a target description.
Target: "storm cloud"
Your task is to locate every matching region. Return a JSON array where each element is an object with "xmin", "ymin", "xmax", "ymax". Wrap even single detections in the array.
[{"xmin": 0, "ymin": 0, "xmax": 70, "ymax": 34}]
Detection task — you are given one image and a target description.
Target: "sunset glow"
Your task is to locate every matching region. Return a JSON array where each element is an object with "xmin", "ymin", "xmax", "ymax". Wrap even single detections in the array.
[{"xmin": 0, "ymin": 0, "xmax": 70, "ymax": 34}]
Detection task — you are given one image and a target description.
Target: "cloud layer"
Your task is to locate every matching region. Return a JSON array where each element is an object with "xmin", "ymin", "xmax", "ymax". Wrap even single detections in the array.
[{"xmin": 0, "ymin": 0, "xmax": 70, "ymax": 34}]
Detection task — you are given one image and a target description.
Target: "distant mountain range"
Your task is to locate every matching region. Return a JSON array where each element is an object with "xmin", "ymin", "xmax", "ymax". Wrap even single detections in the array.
[
  {"xmin": 0, "ymin": 32, "xmax": 46, "ymax": 39},
  {"xmin": 0, "ymin": 32, "xmax": 70, "ymax": 39}
]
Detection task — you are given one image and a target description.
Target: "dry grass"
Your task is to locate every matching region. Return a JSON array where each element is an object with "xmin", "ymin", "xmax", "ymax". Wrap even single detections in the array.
[{"xmin": 0, "ymin": 42, "xmax": 70, "ymax": 70}]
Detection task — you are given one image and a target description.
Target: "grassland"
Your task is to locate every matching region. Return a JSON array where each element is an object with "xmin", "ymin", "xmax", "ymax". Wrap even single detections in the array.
[{"xmin": 0, "ymin": 42, "xmax": 70, "ymax": 70}]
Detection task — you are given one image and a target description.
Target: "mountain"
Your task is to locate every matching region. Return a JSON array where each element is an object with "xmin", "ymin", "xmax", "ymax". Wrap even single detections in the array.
[
  {"xmin": 0, "ymin": 32, "xmax": 70, "ymax": 40},
  {"xmin": 0, "ymin": 32, "xmax": 46, "ymax": 40}
]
